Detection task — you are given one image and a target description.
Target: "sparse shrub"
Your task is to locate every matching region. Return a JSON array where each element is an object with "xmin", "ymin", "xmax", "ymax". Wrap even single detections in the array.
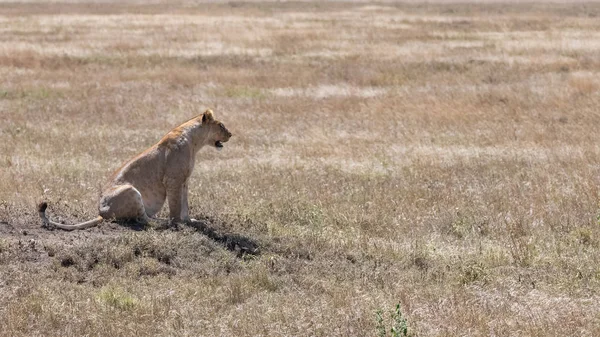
[
  {"xmin": 137, "ymin": 257, "xmax": 162, "ymax": 277},
  {"xmin": 223, "ymin": 86, "xmax": 266, "ymax": 99},
  {"xmin": 44, "ymin": 243, "xmax": 57, "ymax": 257},
  {"xmin": 127, "ymin": 233, "xmax": 177, "ymax": 265},
  {"xmin": 391, "ymin": 303, "xmax": 410, "ymax": 337},
  {"xmin": 136, "ymin": 257, "xmax": 176, "ymax": 277},
  {"xmin": 277, "ymin": 200, "xmax": 326, "ymax": 228},
  {"xmin": 508, "ymin": 234, "xmax": 537, "ymax": 267},
  {"xmin": 226, "ymin": 277, "xmax": 246, "ymax": 305},
  {"xmin": 105, "ymin": 245, "xmax": 135, "ymax": 269},
  {"xmin": 375, "ymin": 303, "xmax": 411, "ymax": 337},
  {"xmin": 506, "ymin": 219, "xmax": 536, "ymax": 267},
  {"xmin": 0, "ymin": 239, "xmax": 8, "ymax": 253},
  {"xmin": 450, "ymin": 217, "xmax": 469, "ymax": 238},
  {"xmin": 412, "ymin": 251, "xmax": 430, "ymax": 272},
  {"xmin": 571, "ymin": 227, "xmax": 593, "ymax": 246},
  {"xmin": 376, "ymin": 309, "xmax": 386, "ymax": 337},
  {"xmin": 0, "ymin": 239, "xmax": 10, "ymax": 264},
  {"xmin": 250, "ymin": 265, "xmax": 279, "ymax": 292},
  {"xmin": 410, "ymin": 240, "xmax": 431, "ymax": 272},
  {"xmin": 459, "ymin": 262, "xmax": 488, "ymax": 285},
  {"xmin": 96, "ymin": 286, "xmax": 138, "ymax": 311},
  {"xmin": 375, "ymin": 303, "xmax": 412, "ymax": 337}
]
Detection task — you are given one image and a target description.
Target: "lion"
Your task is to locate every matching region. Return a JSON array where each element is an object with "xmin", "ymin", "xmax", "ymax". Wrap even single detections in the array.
[{"xmin": 38, "ymin": 108, "xmax": 232, "ymax": 230}]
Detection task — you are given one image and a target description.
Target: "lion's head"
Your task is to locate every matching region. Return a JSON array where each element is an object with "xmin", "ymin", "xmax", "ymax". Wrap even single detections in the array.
[{"xmin": 201, "ymin": 109, "xmax": 232, "ymax": 151}]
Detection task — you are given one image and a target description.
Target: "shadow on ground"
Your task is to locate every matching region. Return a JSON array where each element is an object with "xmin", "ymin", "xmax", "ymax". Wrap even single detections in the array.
[{"xmin": 186, "ymin": 216, "xmax": 261, "ymax": 257}]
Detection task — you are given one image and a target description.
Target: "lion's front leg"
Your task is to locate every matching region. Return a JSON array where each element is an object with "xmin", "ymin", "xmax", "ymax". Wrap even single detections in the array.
[
  {"xmin": 164, "ymin": 144, "xmax": 194, "ymax": 225},
  {"xmin": 166, "ymin": 180, "xmax": 192, "ymax": 224},
  {"xmin": 167, "ymin": 183, "xmax": 184, "ymax": 224}
]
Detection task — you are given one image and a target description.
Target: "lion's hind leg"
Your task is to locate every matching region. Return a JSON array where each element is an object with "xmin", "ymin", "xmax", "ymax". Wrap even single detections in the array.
[{"xmin": 99, "ymin": 184, "xmax": 150, "ymax": 224}]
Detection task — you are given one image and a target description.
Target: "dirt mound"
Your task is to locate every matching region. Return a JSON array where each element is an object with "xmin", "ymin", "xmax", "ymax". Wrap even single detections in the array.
[{"xmin": 0, "ymin": 212, "xmax": 263, "ymax": 290}]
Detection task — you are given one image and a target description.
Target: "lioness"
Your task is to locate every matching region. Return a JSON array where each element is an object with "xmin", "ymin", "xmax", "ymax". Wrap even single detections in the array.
[{"xmin": 39, "ymin": 109, "xmax": 232, "ymax": 230}]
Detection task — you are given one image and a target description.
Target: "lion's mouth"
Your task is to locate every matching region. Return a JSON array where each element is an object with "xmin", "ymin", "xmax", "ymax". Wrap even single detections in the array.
[{"xmin": 215, "ymin": 141, "xmax": 224, "ymax": 149}]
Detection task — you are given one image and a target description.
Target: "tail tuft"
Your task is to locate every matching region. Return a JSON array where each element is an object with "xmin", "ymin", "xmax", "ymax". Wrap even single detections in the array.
[{"xmin": 38, "ymin": 202, "xmax": 48, "ymax": 213}]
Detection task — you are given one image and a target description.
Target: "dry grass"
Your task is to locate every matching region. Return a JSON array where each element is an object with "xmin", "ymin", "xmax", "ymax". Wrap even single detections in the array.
[{"xmin": 2, "ymin": 1, "xmax": 600, "ymax": 336}]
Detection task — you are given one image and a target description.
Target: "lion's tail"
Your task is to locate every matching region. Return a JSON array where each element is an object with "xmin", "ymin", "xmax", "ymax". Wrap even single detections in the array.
[{"xmin": 38, "ymin": 202, "xmax": 103, "ymax": 231}]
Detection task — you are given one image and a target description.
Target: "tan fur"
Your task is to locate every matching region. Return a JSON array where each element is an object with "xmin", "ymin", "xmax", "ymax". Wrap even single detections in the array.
[{"xmin": 39, "ymin": 109, "xmax": 232, "ymax": 230}]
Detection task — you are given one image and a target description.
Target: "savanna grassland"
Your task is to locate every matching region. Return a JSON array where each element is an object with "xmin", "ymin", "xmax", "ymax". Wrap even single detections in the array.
[{"xmin": 2, "ymin": 1, "xmax": 600, "ymax": 336}]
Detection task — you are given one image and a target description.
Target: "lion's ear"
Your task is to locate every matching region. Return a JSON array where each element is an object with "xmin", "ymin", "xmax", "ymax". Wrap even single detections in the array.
[{"xmin": 202, "ymin": 109, "xmax": 214, "ymax": 123}]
